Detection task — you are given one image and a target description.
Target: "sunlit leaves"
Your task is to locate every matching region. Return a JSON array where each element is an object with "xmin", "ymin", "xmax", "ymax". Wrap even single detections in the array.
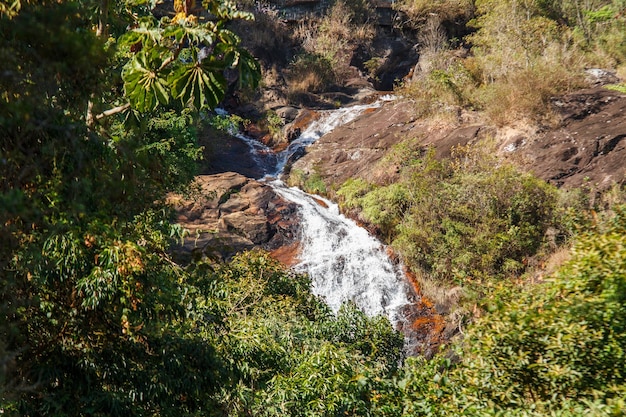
[
  {"xmin": 118, "ymin": 4, "xmax": 259, "ymax": 114},
  {"xmin": 458, "ymin": 206, "xmax": 626, "ymax": 409},
  {"xmin": 0, "ymin": 0, "xmax": 21, "ymax": 18},
  {"xmin": 169, "ymin": 62, "xmax": 226, "ymax": 110},
  {"xmin": 234, "ymin": 47, "xmax": 261, "ymax": 89},
  {"xmin": 338, "ymin": 145, "xmax": 559, "ymax": 286},
  {"xmin": 122, "ymin": 49, "xmax": 170, "ymax": 112},
  {"xmin": 202, "ymin": 0, "xmax": 254, "ymax": 21}
]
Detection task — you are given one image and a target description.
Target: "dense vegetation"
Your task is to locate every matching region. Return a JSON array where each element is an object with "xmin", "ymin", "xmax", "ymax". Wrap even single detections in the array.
[{"xmin": 2, "ymin": 0, "xmax": 626, "ymax": 416}]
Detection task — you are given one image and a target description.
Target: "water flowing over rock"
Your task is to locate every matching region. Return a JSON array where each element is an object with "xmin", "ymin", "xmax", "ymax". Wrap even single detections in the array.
[
  {"xmin": 272, "ymin": 181, "xmax": 413, "ymax": 320},
  {"xmin": 176, "ymin": 97, "xmax": 446, "ymax": 354}
]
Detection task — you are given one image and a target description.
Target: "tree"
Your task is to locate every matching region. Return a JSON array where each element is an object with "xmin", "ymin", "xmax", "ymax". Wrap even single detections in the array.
[{"xmin": 0, "ymin": 0, "xmax": 259, "ymax": 413}]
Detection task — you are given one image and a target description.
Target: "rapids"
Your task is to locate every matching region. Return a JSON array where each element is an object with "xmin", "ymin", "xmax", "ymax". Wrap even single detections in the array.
[{"xmin": 272, "ymin": 181, "xmax": 411, "ymax": 323}]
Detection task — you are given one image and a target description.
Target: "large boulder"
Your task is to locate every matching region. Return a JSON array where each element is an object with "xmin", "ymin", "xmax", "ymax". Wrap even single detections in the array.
[{"xmin": 169, "ymin": 173, "xmax": 300, "ymax": 263}]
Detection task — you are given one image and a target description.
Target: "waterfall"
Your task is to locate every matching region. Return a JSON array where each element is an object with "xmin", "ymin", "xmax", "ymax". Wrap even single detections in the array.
[
  {"xmin": 224, "ymin": 96, "xmax": 415, "ymax": 331},
  {"xmin": 268, "ymin": 98, "xmax": 394, "ymax": 177},
  {"xmin": 272, "ymin": 182, "xmax": 411, "ymax": 323}
]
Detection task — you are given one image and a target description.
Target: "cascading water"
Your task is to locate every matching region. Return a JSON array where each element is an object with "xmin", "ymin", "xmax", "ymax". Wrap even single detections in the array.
[
  {"xmin": 223, "ymin": 96, "xmax": 415, "ymax": 334},
  {"xmin": 272, "ymin": 182, "xmax": 411, "ymax": 323}
]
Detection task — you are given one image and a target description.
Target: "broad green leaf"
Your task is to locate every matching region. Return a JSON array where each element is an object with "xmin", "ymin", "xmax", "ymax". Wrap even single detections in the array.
[
  {"xmin": 169, "ymin": 63, "xmax": 226, "ymax": 110},
  {"xmin": 237, "ymin": 48, "xmax": 261, "ymax": 89},
  {"xmin": 122, "ymin": 50, "xmax": 171, "ymax": 112}
]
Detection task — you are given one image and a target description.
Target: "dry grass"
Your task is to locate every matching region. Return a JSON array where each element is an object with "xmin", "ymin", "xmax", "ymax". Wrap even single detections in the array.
[
  {"xmin": 287, "ymin": 0, "xmax": 375, "ymax": 95},
  {"xmin": 286, "ymin": 65, "xmax": 331, "ymax": 95},
  {"xmin": 411, "ymin": 268, "xmax": 465, "ymax": 316},
  {"xmin": 395, "ymin": 0, "xmax": 474, "ymax": 27},
  {"xmin": 477, "ymin": 61, "xmax": 586, "ymax": 126}
]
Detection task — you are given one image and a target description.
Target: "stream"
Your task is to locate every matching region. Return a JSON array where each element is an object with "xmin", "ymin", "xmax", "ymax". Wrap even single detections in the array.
[{"xmin": 217, "ymin": 98, "xmax": 420, "ymax": 349}]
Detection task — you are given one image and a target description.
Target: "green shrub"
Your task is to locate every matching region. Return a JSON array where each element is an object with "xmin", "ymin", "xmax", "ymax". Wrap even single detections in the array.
[
  {"xmin": 457, "ymin": 206, "xmax": 626, "ymax": 411},
  {"xmin": 339, "ymin": 145, "xmax": 560, "ymax": 286},
  {"xmin": 288, "ymin": 169, "xmax": 328, "ymax": 195}
]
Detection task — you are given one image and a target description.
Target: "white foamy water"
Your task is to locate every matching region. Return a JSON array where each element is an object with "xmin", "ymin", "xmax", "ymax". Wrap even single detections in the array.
[
  {"xmin": 272, "ymin": 182, "xmax": 411, "ymax": 322},
  {"xmin": 220, "ymin": 96, "xmax": 395, "ymax": 180},
  {"xmin": 269, "ymin": 97, "xmax": 394, "ymax": 177},
  {"xmin": 221, "ymin": 95, "xmax": 414, "ymax": 326}
]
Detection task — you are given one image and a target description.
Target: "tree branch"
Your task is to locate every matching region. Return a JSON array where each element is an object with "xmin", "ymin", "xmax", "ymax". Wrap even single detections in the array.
[
  {"xmin": 95, "ymin": 103, "xmax": 131, "ymax": 121},
  {"xmin": 158, "ymin": 41, "xmax": 185, "ymax": 72}
]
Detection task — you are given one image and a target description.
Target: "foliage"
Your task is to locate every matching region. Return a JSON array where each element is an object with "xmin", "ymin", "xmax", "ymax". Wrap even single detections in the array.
[
  {"xmin": 394, "ymin": 0, "xmax": 474, "ymax": 28},
  {"xmin": 287, "ymin": 0, "xmax": 375, "ymax": 98},
  {"xmin": 450, "ymin": 205, "xmax": 626, "ymax": 414},
  {"xmin": 399, "ymin": 59, "xmax": 478, "ymax": 118},
  {"xmin": 206, "ymin": 112, "xmax": 250, "ymax": 134},
  {"xmin": 0, "ymin": 0, "xmax": 259, "ymax": 413},
  {"xmin": 399, "ymin": 0, "xmax": 625, "ymax": 123},
  {"xmin": 288, "ymin": 169, "xmax": 328, "ymax": 195},
  {"xmin": 116, "ymin": 0, "xmax": 260, "ymax": 114},
  {"xmin": 606, "ymin": 82, "xmax": 626, "ymax": 93},
  {"xmin": 4, "ymin": 0, "xmax": 626, "ymax": 415},
  {"xmin": 338, "ymin": 145, "xmax": 560, "ymax": 286},
  {"xmin": 185, "ymin": 252, "xmax": 404, "ymax": 417}
]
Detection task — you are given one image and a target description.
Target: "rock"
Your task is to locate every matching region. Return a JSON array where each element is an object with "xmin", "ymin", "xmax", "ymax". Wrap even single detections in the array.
[
  {"xmin": 169, "ymin": 172, "xmax": 301, "ymax": 263},
  {"xmin": 289, "ymin": 87, "xmax": 626, "ymax": 200},
  {"xmin": 288, "ymin": 100, "xmax": 484, "ymax": 191},
  {"xmin": 518, "ymin": 87, "xmax": 626, "ymax": 191},
  {"xmin": 283, "ymin": 109, "xmax": 321, "ymax": 142},
  {"xmin": 585, "ymin": 68, "xmax": 620, "ymax": 87},
  {"xmin": 274, "ymin": 106, "xmax": 300, "ymax": 122},
  {"xmin": 220, "ymin": 211, "xmax": 270, "ymax": 244}
]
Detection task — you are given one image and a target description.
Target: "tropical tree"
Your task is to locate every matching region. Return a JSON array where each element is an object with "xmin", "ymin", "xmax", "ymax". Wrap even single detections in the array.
[{"xmin": 0, "ymin": 0, "xmax": 259, "ymax": 413}]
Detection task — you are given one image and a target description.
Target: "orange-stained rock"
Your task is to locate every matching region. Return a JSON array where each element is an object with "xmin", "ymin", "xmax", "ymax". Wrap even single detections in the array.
[{"xmin": 269, "ymin": 242, "xmax": 301, "ymax": 267}]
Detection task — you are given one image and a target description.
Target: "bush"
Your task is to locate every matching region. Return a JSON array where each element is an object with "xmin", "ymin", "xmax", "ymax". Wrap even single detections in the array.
[
  {"xmin": 457, "ymin": 205, "xmax": 626, "ymax": 411},
  {"xmin": 394, "ymin": 0, "xmax": 474, "ymax": 28},
  {"xmin": 286, "ymin": 53, "xmax": 336, "ymax": 96},
  {"xmin": 338, "ymin": 144, "xmax": 560, "ymax": 286}
]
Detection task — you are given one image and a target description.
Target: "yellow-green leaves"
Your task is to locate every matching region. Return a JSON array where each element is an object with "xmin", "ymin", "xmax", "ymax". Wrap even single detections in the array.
[{"xmin": 0, "ymin": 0, "xmax": 21, "ymax": 18}]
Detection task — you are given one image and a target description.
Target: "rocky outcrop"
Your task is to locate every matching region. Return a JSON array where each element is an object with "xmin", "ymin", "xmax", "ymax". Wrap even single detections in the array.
[
  {"xmin": 289, "ymin": 87, "xmax": 626, "ymax": 197},
  {"xmin": 512, "ymin": 87, "xmax": 626, "ymax": 191},
  {"xmin": 288, "ymin": 99, "xmax": 485, "ymax": 192},
  {"xmin": 169, "ymin": 173, "xmax": 300, "ymax": 263}
]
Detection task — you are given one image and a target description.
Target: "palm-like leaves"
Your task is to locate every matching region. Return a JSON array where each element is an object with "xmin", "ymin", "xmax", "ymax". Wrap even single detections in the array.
[{"xmin": 120, "ymin": 2, "xmax": 259, "ymax": 113}]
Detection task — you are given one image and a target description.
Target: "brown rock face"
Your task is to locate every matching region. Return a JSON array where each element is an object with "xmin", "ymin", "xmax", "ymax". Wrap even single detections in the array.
[
  {"xmin": 515, "ymin": 87, "xmax": 626, "ymax": 191},
  {"xmin": 288, "ymin": 100, "xmax": 485, "ymax": 191},
  {"xmin": 289, "ymin": 87, "xmax": 626, "ymax": 197},
  {"xmin": 169, "ymin": 173, "xmax": 300, "ymax": 263}
]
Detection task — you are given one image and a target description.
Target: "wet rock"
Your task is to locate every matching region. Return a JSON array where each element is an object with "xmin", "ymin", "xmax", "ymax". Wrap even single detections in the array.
[
  {"xmin": 275, "ymin": 106, "xmax": 300, "ymax": 122},
  {"xmin": 284, "ymin": 109, "xmax": 321, "ymax": 142}
]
